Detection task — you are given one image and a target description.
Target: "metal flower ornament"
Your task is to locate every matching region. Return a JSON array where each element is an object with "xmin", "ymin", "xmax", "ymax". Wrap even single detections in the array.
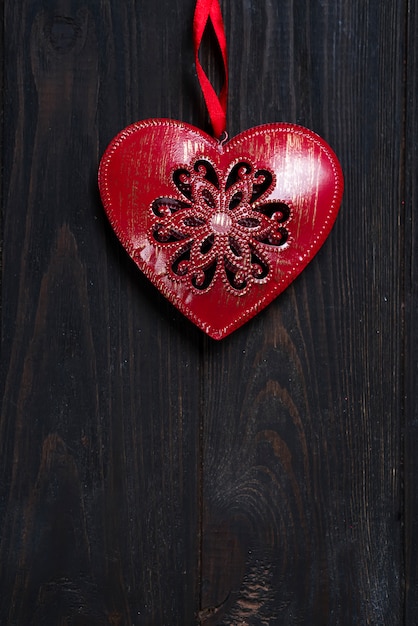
[
  {"xmin": 99, "ymin": 0, "xmax": 343, "ymax": 339},
  {"xmin": 150, "ymin": 157, "xmax": 291, "ymax": 294}
]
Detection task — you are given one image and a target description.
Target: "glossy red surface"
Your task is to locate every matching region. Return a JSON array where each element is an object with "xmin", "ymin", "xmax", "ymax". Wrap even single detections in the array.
[{"xmin": 99, "ymin": 119, "xmax": 343, "ymax": 339}]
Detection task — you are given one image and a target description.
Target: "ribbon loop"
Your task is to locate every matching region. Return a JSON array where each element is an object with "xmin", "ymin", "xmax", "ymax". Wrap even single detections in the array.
[{"xmin": 193, "ymin": 0, "xmax": 228, "ymax": 138}]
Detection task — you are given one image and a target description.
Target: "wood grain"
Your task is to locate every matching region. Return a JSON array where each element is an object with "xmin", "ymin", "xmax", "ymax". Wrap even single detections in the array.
[
  {"xmin": 404, "ymin": 0, "xmax": 418, "ymax": 621},
  {"xmin": 0, "ymin": 0, "xmax": 415, "ymax": 624}
]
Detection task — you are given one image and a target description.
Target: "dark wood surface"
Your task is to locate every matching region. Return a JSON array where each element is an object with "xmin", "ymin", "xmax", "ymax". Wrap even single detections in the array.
[
  {"xmin": 0, "ymin": 1, "xmax": 415, "ymax": 624},
  {"xmin": 405, "ymin": 0, "xmax": 418, "ymax": 622}
]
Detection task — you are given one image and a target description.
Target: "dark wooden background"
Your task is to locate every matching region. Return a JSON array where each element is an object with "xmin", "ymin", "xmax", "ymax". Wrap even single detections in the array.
[{"xmin": 1, "ymin": 0, "xmax": 417, "ymax": 624}]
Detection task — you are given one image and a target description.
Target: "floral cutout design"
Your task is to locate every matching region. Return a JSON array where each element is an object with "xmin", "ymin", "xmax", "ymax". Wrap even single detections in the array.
[{"xmin": 149, "ymin": 157, "xmax": 291, "ymax": 294}]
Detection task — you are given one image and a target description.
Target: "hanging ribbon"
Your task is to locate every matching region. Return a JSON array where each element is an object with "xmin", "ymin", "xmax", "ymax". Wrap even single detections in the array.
[{"xmin": 193, "ymin": 0, "xmax": 228, "ymax": 138}]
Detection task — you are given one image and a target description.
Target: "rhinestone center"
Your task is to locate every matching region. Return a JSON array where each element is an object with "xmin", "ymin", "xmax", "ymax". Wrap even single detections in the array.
[{"xmin": 210, "ymin": 211, "xmax": 232, "ymax": 234}]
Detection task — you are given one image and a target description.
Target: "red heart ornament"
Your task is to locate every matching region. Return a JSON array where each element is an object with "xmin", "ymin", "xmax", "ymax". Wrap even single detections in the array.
[{"xmin": 99, "ymin": 119, "xmax": 343, "ymax": 339}]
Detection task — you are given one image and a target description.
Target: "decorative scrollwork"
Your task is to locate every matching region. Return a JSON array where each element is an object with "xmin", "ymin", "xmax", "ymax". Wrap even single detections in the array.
[{"xmin": 149, "ymin": 157, "xmax": 291, "ymax": 294}]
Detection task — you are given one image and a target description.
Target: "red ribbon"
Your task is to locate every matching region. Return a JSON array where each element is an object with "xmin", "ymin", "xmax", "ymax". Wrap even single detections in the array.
[{"xmin": 193, "ymin": 0, "xmax": 228, "ymax": 138}]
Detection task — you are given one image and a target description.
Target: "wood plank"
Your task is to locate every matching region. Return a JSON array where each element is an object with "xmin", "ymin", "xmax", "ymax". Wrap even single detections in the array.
[
  {"xmin": 404, "ymin": 0, "xmax": 418, "ymax": 621},
  {"xmin": 200, "ymin": 1, "xmax": 405, "ymax": 623},
  {"xmin": 0, "ymin": 2, "xmax": 202, "ymax": 624}
]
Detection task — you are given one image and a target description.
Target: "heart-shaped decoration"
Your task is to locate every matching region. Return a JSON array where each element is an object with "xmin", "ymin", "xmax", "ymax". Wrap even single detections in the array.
[{"xmin": 99, "ymin": 119, "xmax": 343, "ymax": 339}]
